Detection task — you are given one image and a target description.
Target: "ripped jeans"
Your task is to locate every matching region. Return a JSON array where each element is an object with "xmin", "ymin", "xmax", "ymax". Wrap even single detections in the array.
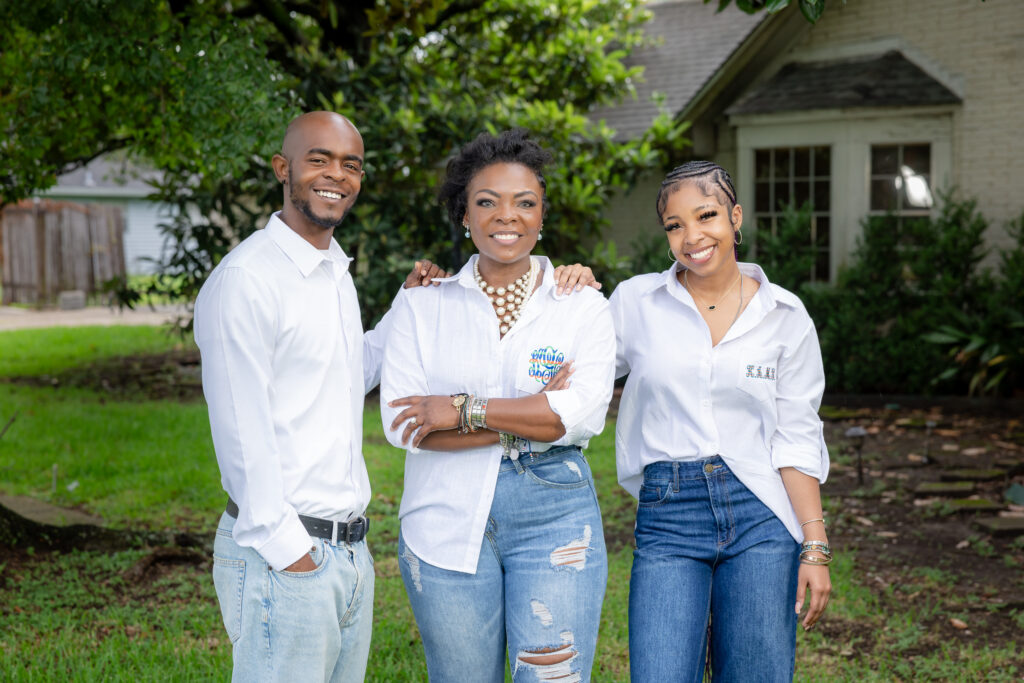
[{"xmin": 399, "ymin": 445, "xmax": 607, "ymax": 683}]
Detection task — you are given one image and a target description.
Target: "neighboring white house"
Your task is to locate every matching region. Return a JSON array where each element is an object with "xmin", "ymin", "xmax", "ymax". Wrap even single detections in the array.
[
  {"xmin": 41, "ymin": 156, "xmax": 175, "ymax": 275},
  {"xmin": 596, "ymin": 0, "xmax": 1023, "ymax": 281}
]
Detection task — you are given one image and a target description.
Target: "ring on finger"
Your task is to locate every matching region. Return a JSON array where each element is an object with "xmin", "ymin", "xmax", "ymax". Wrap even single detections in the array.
[{"xmin": 410, "ymin": 416, "xmax": 418, "ymax": 426}]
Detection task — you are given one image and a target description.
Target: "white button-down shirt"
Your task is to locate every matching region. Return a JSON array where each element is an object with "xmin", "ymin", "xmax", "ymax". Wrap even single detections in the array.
[
  {"xmin": 609, "ymin": 262, "xmax": 829, "ymax": 542},
  {"xmin": 380, "ymin": 255, "xmax": 616, "ymax": 574},
  {"xmin": 195, "ymin": 213, "xmax": 384, "ymax": 570}
]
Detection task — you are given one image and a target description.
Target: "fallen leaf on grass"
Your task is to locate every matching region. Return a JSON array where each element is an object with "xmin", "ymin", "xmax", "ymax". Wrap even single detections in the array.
[
  {"xmin": 994, "ymin": 440, "xmax": 1021, "ymax": 451},
  {"xmin": 876, "ymin": 531, "xmax": 899, "ymax": 538},
  {"xmin": 936, "ymin": 429, "xmax": 961, "ymax": 437},
  {"xmin": 961, "ymin": 447, "xmax": 986, "ymax": 457},
  {"xmin": 942, "ymin": 444, "xmax": 960, "ymax": 452},
  {"xmin": 949, "ymin": 617, "xmax": 968, "ymax": 630},
  {"xmin": 855, "ymin": 515, "xmax": 875, "ymax": 526},
  {"xmin": 956, "ymin": 539, "xmax": 970, "ymax": 549}
]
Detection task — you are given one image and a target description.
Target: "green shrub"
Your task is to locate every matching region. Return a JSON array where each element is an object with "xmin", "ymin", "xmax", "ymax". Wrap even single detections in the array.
[
  {"xmin": 602, "ymin": 192, "xmax": 1021, "ymax": 396},
  {"xmin": 752, "ymin": 201, "xmax": 817, "ymax": 293},
  {"xmin": 924, "ymin": 211, "xmax": 1024, "ymax": 395}
]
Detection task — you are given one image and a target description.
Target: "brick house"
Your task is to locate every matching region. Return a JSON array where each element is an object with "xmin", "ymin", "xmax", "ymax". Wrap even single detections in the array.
[{"xmin": 597, "ymin": 0, "xmax": 1023, "ymax": 281}]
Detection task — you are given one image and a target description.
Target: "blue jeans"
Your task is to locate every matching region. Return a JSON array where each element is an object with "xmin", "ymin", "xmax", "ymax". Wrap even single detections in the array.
[
  {"xmin": 629, "ymin": 457, "xmax": 799, "ymax": 682},
  {"xmin": 212, "ymin": 512, "xmax": 375, "ymax": 682},
  {"xmin": 399, "ymin": 445, "xmax": 607, "ymax": 683}
]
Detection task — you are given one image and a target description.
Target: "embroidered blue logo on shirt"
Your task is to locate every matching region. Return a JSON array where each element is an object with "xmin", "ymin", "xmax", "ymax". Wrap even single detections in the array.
[
  {"xmin": 529, "ymin": 346, "xmax": 566, "ymax": 384},
  {"xmin": 746, "ymin": 364, "xmax": 776, "ymax": 380}
]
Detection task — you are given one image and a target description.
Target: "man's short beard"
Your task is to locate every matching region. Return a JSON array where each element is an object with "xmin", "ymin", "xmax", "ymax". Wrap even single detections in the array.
[{"xmin": 289, "ymin": 166, "xmax": 353, "ymax": 230}]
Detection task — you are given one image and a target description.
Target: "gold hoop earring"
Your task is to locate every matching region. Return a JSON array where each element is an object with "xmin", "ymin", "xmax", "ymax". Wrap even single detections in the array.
[
  {"xmin": 734, "ymin": 229, "xmax": 743, "ymax": 246},
  {"xmin": 667, "ymin": 247, "xmax": 678, "ymax": 263}
]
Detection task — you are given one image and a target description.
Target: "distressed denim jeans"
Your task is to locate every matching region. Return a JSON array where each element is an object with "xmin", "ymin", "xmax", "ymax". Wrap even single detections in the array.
[
  {"xmin": 212, "ymin": 512, "xmax": 375, "ymax": 682},
  {"xmin": 399, "ymin": 445, "xmax": 608, "ymax": 683},
  {"xmin": 628, "ymin": 457, "xmax": 800, "ymax": 682}
]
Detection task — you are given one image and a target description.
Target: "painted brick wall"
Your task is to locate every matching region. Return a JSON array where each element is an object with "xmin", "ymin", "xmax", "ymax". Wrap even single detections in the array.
[{"xmin": 794, "ymin": 0, "xmax": 1024, "ymax": 245}]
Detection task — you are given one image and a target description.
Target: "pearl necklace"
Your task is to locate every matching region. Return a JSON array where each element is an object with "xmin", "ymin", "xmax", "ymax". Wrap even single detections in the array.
[{"xmin": 474, "ymin": 257, "xmax": 540, "ymax": 335}]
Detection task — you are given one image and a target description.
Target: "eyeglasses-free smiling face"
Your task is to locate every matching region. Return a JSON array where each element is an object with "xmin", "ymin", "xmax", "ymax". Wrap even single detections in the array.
[
  {"xmin": 273, "ymin": 112, "xmax": 365, "ymax": 244},
  {"xmin": 464, "ymin": 162, "xmax": 544, "ymax": 277},
  {"xmin": 662, "ymin": 181, "xmax": 742, "ymax": 277}
]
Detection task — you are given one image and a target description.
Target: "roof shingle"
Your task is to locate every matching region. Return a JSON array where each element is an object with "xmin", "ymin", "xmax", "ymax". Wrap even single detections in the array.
[
  {"xmin": 591, "ymin": 0, "xmax": 765, "ymax": 139},
  {"xmin": 727, "ymin": 50, "xmax": 962, "ymax": 115}
]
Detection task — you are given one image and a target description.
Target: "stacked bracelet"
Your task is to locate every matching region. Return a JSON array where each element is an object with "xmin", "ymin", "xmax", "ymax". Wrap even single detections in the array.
[
  {"xmin": 470, "ymin": 398, "xmax": 488, "ymax": 431},
  {"xmin": 800, "ymin": 517, "xmax": 825, "ymax": 528},
  {"xmin": 799, "ymin": 540, "xmax": 833, "ymax": 566},
  {"xmin": 451, "ymin": 393, "xmax": 474, "ymax": 434}
]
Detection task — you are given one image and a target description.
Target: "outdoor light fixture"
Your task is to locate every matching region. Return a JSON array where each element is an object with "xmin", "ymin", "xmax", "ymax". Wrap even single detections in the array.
[{"xmin": 845, "ymin": 426, "xmax": 868, "ymax": 486}]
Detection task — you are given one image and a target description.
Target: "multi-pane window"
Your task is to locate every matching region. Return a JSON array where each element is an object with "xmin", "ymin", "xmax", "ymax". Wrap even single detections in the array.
[
  {"xmin": 869, "ymin": 144, "xmax": 933, "ymax": 221},
  {"xmin": 754, "ymin": 146, "xmax": 832, "ymax": 282}
]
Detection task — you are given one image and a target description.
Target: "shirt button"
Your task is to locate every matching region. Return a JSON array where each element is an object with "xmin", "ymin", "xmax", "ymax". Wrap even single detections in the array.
[{"xmin": 704, "ymin": 463, "xmax": 714, "ymax": 473}]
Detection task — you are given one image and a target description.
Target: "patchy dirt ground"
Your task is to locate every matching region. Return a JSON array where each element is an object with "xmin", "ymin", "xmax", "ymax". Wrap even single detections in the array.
[
  {"xmin": 818, "ymin": 405, "xmax": 1024, "ymax": 659},
  {"xmin": 12, "ymin": 351, "xmax": 1024, "ymax": 660}
]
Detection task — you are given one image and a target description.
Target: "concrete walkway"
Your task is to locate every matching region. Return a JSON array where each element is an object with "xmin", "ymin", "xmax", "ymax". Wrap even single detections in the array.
[
  {"xmin": 0, "ymin": 304, "xmax": 190, "ymax": 331},
  {"xmin": 0, "ymin": 494, "xmax": 105, "ymax": 526}
]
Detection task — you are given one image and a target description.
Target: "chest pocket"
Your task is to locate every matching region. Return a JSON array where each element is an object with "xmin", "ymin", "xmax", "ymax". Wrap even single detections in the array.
[
  {"xmin": 515, "ymin": 340, "xmax": 573, "ymax": 397},
  {"xmin": 736, "ymin": 357, "xmax": 779, "ymax": 404}
]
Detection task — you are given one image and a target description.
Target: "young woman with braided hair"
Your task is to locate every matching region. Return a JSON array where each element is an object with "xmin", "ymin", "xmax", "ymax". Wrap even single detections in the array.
[{"xmin": 609, "ymin": 161, "xmax": 832, "ymax": 681}]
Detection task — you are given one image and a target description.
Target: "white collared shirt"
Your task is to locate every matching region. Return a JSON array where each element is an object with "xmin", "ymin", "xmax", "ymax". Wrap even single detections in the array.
[
  {"xmin": 609, "ymin": 262, "xmax": 829, "ymax": 542},
  {"xmin": 194, "ymin": 213, "xmax": 371, "ymax": 570},
  {"xmin": 380, "ymin": 255, "xmax": 616, "ymax": 574}
]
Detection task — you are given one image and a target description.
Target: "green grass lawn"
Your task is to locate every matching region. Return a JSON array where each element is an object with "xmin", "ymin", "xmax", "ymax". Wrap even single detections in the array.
[{"xmin": 0, "ymin": 326, "xmax": 1020, "ymax": 681}]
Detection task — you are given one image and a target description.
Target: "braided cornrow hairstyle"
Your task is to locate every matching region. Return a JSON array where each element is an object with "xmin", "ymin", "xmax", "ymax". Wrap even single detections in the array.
[{"xmin": 655, "ymin": 160, "xmax": 738, "ymax": 225}]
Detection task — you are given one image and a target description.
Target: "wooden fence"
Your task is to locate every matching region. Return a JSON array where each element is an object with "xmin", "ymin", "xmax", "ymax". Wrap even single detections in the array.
[{"xmin": 0, "ymin": 200, "xmax": 125, "ymax": 306}]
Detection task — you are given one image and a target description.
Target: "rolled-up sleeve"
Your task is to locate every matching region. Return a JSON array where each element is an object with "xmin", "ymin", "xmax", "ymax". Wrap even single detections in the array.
[
  {"xmin": 379, "ymin": 292, "xmax": 428, "ymax": 450},
  {"xmin": 544, "ymin": 296, "xmax": 616, "ymax": 446},
  {"xmin": 770, "ymin": 319, "xmax": 829, "ymax": 482},
  {"xmin": 195, "ymin": 267, "xmax": 311, "ymax": 570}
]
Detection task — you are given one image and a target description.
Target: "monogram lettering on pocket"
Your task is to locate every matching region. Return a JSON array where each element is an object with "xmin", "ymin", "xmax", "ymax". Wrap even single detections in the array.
[
  {"xmin": 529, "ymin": 345, "xmax": 566, "ymax": 384},
  {"xmin": 745, "ymin": 364, "xmax": 776, "ymax": 380}
]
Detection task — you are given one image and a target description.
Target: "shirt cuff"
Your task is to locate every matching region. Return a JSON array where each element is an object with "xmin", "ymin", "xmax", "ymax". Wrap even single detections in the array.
[
  {"xmin": 770, "ymin": 444, "xmax": 826, "ymax": 481},
  {"xmin": 256, "ymin": 514, "xmax": 315, "ymax": 571},
  {"xmin": 542, "ymin": 390, "xmax": 584, "ymax": 440}
]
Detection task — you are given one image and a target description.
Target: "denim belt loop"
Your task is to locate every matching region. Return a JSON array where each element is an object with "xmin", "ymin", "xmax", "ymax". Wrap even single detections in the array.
[
  {"xmin": 511, "ymin": 456, "xmax": 525, "ymax": 474},
  {"xmin": 673, "ymin": 461, "xmax": 680, "ymax": 492}
]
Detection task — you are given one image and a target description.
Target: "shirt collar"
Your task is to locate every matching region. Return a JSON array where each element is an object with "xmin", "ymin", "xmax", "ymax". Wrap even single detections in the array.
[
  {"xmin": 647, "ymin": 261, "xmax": 780, "ymax": 306},
  {"xmin": 266, "ymin": 212, "xmax": 352, "ymax": 278}
]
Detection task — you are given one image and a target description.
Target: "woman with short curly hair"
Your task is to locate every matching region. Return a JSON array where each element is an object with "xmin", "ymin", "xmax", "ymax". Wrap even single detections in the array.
[{"xmin": 380, "ymin": 128, "xmax": 614, "ymax": 682}]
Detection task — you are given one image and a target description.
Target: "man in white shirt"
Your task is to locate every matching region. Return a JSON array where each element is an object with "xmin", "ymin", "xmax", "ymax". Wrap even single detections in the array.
[{"xmin": 195, "ymin": 111, "xmax": 392, "ymax": 682}]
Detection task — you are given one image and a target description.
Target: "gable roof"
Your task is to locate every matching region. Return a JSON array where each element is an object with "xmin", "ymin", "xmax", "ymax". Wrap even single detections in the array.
[
  {"xmin": 592, "ymin": 0, "xmax": 766, "ymax": 139},
  {"xmin": 727, "ymin": 50, "xmax": 962, "ymax": 115}
]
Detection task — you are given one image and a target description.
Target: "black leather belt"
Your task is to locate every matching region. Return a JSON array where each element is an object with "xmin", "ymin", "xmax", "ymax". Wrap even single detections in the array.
[{"xmin": 225, "ymin": 498, "xmax": 369, "ymax": 544}]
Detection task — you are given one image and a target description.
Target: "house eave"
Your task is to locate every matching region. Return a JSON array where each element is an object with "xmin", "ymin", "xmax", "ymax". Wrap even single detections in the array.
[{"xmin": 729, "ymin": 103, "xmax": 960, "ymax": 127}]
